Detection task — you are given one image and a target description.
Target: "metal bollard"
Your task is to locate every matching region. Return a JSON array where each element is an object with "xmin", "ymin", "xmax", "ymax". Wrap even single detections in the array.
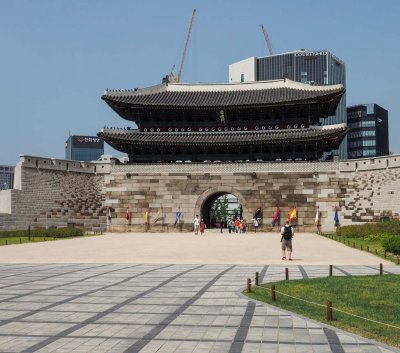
[
  {"xmin": 327, "ymin": 301, "xmax": 332, "ymax": 321},
  {"xmin": 247, "ymin": 278, "xmax": 251, "ymax": 293},
  {"xmin": 285, "ymin": 268, "xmax": 289, "ymax": 280},
  {"xmin": 379, "ymin": 263, "xmax": 383, "ymax": 275},
  {"xmin": 329, "ymin": 265, "xmax": 333, "ymax": 277},
  {"xmin": 255, "ymin": 272, "xmax": 259, "ymax": 286},
  {"xmin": 271, "ymin": 284, "xmax": 276, "ymax": 301}
]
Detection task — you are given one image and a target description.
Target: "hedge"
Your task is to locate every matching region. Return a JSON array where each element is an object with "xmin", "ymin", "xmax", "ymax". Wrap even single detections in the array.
[
  {"xmin": 0, "ymin": 227, "xmax": 84, "ymax": 239},
  {"xmin": 335, "ymin": 220, "xmax": 400, "ymax": 238},
  {"xmin": 381, "ymin": 236, "xmax": 400, "ymax": 255}
]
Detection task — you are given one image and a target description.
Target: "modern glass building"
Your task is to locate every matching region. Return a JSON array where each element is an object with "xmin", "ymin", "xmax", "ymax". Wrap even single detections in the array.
[
  {"xmin": 347, "ymin": 104, "xmax": 389, "ymax": 159},
  {"xmin": 0, "ymin": 165, "xmax": 15, "ymax": 190},
  {"xmin": 229, "ymin": 50, "xmax": 347, "ymax": 158},
  {"xmin": 65, "ymin": 135, "xmax": 104, "ymax": 161}
]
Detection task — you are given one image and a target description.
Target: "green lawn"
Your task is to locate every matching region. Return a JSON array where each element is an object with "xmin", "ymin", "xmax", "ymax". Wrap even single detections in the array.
[
  {"xmin": 245, "ymin": 275, "xmax": 400, "ymax": 348},
  {"xmin": 322, "ymin": 233, "xmax": 399, "ymax": 264},
  {"xmin": 0, "ymin": 233, "xmax": 100, "ymax": 246}
]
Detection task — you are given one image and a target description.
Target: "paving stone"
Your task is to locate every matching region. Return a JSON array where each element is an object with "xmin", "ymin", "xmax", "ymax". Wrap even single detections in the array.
[{"xmin": 0, "ymin": 264, "xmax": 399, "ymax": 353}]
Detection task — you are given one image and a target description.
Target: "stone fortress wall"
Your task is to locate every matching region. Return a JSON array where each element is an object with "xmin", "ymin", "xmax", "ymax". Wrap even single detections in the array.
[
  {"xmin": 0, "ymin": 155, "xmax": 111, "ymax": 232},
  {"xmin": 1, "ymin": 154, "xmax": 399, "ymax": 232}
]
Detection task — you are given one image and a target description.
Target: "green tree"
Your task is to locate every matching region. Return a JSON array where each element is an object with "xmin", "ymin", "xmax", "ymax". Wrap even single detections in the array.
[{"xmin": 211, "ymin": 195, "xmax": 229, "ymax": 221}]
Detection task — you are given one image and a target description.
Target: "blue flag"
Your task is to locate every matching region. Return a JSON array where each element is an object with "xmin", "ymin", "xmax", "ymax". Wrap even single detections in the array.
[
  {"xmin": 334, "ymin": 209, "xmax": 340, "ymax": 226},
  {"xmin": 174, "ymin": 209, "xmax": 181, "ymax": 225}
]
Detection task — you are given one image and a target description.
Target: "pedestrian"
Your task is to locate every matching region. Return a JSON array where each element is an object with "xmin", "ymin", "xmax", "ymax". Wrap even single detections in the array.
[
  {"xmin": 253, "ymin": 218, "xmax": 259, "ymax": 233},
  {"xmin": 242, "ymin": 219, "xmax": 247, "ymax": 233},
  {"xmin": 220, "ymin": 220, "xmax": 223, "ymax": 234},
  {"xmin": 234, "ymin": 218, "xmax": 240, "ymax": 233},
  {"xmin": 200, "ymin": 218, "xmax": 206, "ymax": 235},
  {"xmin": 227, "ymin": 218, "xmax": 233, "ymax": 234},
  {"xmin": 280, "ymin": 221, "xmax": 294, "ymax": 261},
  {"xmin": 194, "ymin": 215, "xmax": 200, "ymax": 235},
  {"xmin": 239, "ymin": 220, "xmax": 244, "ymax": 234}
]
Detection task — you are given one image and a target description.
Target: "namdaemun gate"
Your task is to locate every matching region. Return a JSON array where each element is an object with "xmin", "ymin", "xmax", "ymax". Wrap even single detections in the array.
[{"xmin": 99, "ymin": 77, "xmax": 347, "ymax": 162}]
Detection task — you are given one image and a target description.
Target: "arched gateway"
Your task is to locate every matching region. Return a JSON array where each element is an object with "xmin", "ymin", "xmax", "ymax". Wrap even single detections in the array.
[{"xmin": 194, "ymin": 187, "xmax": 247, "ymax": 228}]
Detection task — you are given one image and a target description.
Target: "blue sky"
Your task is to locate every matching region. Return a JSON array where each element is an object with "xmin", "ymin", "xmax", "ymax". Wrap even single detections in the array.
[{"xmin": 1, "ymin": 0, "xmax": 399, "ymax": 165}]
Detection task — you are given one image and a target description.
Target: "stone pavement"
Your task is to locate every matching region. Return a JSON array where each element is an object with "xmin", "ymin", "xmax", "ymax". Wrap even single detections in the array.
[
  {"xmin": 0, "ymin": 263, "xmax": 399, "ymax": 353},
  {"xmin": 0, "ymin": 232, "xmax": 393, "ymax": 265}
]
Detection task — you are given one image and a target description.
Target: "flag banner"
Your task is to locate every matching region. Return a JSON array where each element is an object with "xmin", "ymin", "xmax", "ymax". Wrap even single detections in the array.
[
  {"xmin": 314, "ymin": 207, "xmax": 320, "ymax": 225},
  {"xmin": 272, "ymin": 207, "xmax": 280, "ymax": 225},
  {"xmin": 153, "ymin": 205, "xmax": 164, "ymax": 224},
  {"xmin": 334, "ymin": 209, "xmax": 340, "ymax": 226},
  {"xmin": 125, "ymin": 209, "xmax": 130, "ymax": 221},
  {"xmin": 288, "ymin": 207, "xmax": 297, "ymax": 222},
  {"xmin": 174, "ymin": 207, "xmax": 181, "ymax": 225},
  {"xmin": 144, "ymin": 208, "xmax": 149, "ymax": 224}
]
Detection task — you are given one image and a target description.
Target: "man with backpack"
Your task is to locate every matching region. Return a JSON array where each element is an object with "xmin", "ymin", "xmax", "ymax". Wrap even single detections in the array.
[{"xmin": 280, "ymin": 221, "xmax": 294, "ymax": 261}]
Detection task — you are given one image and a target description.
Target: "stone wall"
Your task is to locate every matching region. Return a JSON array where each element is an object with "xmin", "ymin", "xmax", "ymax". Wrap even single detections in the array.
[
  {"xmin": 0, "ymin": 155, "xmax": 110, "ymax": 232},
  {"xmin": 1, "ymin": 154, "xmax": 400, "ymax": 232}
]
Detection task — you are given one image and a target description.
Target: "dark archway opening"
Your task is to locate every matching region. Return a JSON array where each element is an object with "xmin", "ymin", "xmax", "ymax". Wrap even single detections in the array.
[{"xmin": 201, "ymin": 193, "xmax": 242, "ymax": 229}]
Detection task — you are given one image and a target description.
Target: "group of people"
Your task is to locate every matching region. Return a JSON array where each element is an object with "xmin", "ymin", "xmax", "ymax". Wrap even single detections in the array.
[
  {"xmin": 193, "ymin": 215, "xmax": 294, "ymax": 261},
  {"xmin": 193, "ymin": 215, "xmax": 206, "ymax": 235},
  {"xmin": 226, "ymin": 218, "xmax": 248, "ymax": 233}
]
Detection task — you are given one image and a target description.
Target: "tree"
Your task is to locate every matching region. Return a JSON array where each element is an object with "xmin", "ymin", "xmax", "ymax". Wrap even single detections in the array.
[{"xmin": 211, "ymin": 195, "xmax": 229, "ymax": 221}]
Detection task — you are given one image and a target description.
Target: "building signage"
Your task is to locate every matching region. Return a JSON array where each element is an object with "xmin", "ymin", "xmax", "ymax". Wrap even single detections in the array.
[
  {"xmin": 72, "ymin": 136, "xmax": 104, "ymax": 149},
  {"xmin": 295, "ymin": 51, "xmax": 327, "ymax": 57}
]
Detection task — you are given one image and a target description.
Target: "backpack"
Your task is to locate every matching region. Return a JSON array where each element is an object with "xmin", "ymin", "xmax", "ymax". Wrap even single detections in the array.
[{"xmin": 283, "ymin": 225, "xmax": 292, "ymax": 240}]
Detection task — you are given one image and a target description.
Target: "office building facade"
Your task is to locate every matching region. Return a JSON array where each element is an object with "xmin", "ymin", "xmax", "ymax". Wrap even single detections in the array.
[
  {"xmin": 347, "ymin": 104, "xmax": 389, "ymax": 159},
  {"xmin": 65, "ymin": 135, "xmax": 104, "ymax": 161},
  {"xmin": 0, "ymin": 165, "xmax": 15, "ymax": 190},
  {"xmin": 229, "ymin": 50, "xmax": 347, "ymax": 158}
]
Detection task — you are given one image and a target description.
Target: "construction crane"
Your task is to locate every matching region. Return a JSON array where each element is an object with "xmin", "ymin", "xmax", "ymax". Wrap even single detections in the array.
[
  {"xmin": 260, "ymin": 24, "xmax": 273, "ymax": 55},
  {"xmin": 169, "ymin": 9, "xmax": 196, "ymax": 83}
]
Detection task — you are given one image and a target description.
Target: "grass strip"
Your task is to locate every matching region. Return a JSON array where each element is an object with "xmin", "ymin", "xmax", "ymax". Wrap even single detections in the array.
[
  {"xmin": 321, "ymin": 233, "xmax": 399, "ymax": 264},
  {"xmin": 245, "ymin": 275, "xmax": 400, "ymax": 348},
  {"xmin": 0, "ymin": 233, "xmax": 100, "ymax": 246}
]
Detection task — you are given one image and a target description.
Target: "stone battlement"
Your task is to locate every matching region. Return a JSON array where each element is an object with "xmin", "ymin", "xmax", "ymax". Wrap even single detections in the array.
[
  {"xmin": 17, "ymin": 155, "xmax": 112, "ymax": 175},
  {"xmin": 1, "ymin": 153, "xmax": 400, "ymax": 232}
]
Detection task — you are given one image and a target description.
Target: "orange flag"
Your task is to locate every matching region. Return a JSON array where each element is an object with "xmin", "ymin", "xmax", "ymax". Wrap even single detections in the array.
[{"xmin": 288, "ymin": 207, "xmax": 297, "ymax": 222}]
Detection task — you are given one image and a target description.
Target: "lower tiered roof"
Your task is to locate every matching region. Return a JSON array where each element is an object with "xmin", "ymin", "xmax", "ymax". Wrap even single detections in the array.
[{"xmin": 99, "ymin": 124, "xmax": 348, "ymax": 149}]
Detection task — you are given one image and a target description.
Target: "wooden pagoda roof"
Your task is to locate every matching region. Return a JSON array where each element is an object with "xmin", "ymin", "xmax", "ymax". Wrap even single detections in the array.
[
  {"xmin": 98, "ymin": 124, "xmax": 348, "ymax": 149},
  {"xmin": 102, "ymin": 79, "xmax": 344, "ymax": 116}
]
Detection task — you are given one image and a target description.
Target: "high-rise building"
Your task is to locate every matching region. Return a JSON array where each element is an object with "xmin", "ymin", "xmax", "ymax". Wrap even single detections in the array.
[
  {"xmin": 347, "ymin": 104, "xmax": 389, "ymax": 159},
  {"xmin": 229, "ymin": 50, "xmax": 347, "ymax": 158},
  {"xmin": 0, "ymin": 165, "xmax": 15, "ymax": 190},
  {"xmin": 65, "ymin": 135, "xmax": 104, "ymax": 161}
]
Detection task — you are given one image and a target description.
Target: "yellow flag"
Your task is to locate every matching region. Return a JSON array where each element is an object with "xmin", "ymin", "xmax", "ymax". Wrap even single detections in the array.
[{"xmin": 288, "ymin": 207, "xmax": 297, "ymax": 222}]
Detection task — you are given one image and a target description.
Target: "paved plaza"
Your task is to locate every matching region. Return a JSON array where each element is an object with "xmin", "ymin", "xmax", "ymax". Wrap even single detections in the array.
[
  {"xmin": 0, "ymin": 232, "xmax": 393, "ymax": 265},
  {"xmin": 0, "ymin": 233, "xmax": 399, "ymax": 352}
]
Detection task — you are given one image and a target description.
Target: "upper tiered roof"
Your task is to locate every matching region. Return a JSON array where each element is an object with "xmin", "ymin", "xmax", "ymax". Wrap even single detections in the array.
[{"xmin": 102, "ymin": 79, "xmax": 344, "ymax": 118}]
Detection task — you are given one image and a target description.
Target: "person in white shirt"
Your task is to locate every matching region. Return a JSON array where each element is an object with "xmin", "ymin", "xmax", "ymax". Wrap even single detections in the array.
[
  {"xmin": 193, "ymin": 215, "xmax": 200, "ymax": 235},
  {"xmin": 253, "ymin": 218, "xmax": 259, "ymax": 233}
]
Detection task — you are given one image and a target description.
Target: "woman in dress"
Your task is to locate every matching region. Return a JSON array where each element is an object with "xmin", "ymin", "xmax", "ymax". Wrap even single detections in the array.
[{"xmin": 199, "ymin": 218, "xmax": 206, "ymax": 235}]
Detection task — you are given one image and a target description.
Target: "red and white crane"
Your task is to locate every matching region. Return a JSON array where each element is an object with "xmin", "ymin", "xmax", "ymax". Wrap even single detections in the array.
[
  {"xmin": 169, "ymin": 9, "xmax": 197, "ymax": 83},
  {"xmin": 260, "ymin": 24, "xmax": 273, "ymax": 55}
]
